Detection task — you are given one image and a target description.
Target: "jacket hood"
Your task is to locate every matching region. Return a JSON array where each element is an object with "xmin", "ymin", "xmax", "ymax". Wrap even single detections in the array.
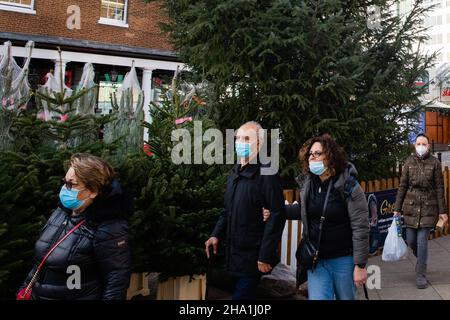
[
  {"xmin": 59, "ymin": 179, "xmax": 131, "ymax": 224},
  {"xmin": 344, "ymin": 161, "xmax": 358, "ymax": 178},
  {"xmin": 334, "ymin": 162, "xmax": 358, "ymax": 191}
]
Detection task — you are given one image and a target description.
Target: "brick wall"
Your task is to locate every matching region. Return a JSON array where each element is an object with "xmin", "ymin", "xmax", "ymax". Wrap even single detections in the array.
[{"xmin": 0, "ymin": 0, "xmax": 173, "ymax": 51}]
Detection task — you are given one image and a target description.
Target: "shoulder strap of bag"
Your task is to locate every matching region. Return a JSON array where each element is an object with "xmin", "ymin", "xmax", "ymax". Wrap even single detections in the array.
[
  {"xmin": 38, "ymin": 219, "xmax": 85, "ymax": 270},
  {"xmin": 312, "ymin": 180, "xmax": 333, "ymax": 264},
  {"xmin": 22, "ymin": 219, "xmax": 85, "ymax": 296}
]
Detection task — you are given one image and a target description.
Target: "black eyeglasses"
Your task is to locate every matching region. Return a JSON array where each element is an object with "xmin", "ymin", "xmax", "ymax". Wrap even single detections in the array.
[
  {"xmin": 61, "ymin": 178, "xmax": 81, "ymax": 191},
  {"xmin": 308, "ymin": 151, "xmax": 324, "ymax": 159}
]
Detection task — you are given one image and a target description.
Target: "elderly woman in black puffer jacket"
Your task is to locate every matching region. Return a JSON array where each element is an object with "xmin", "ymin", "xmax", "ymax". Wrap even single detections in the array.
[{"xmin": 18, "ymin": 153, "xmax": 132, "ymax": 300}]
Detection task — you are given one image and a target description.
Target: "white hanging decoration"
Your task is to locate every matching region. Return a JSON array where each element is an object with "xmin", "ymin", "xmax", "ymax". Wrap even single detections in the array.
[
  {"xmin": 0, "ymin": 40, "xmax": 34, "ymax": 109},
  {"xmin": 75, "ymin": 62, "xmax": 97, "ymax": 115},
  {"xmin": 104, "ymin": 60, "xmax": 145, "ymax": 156},
  {"xmin": 36, "ymin": 71, "xmax": 73, "ymax": 121},
  {"xmin": 0, "ymin": 40, "xmax": 34, "ymax": 151}
]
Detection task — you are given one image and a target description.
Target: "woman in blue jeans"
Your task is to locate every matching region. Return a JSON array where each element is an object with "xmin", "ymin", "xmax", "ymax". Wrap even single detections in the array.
[
  {"xmin": 272, "ymin": 134, "xmax": 370, "ymax": 300},
  {"xmin": 393, "ymin": 134, "xmax": 448, "ymax": 289}
]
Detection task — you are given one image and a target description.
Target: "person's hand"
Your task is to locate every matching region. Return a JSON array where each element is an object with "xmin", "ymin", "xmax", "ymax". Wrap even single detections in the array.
[
  {"xmin": 262, "ymin": 207, "xmax": 270, "ymax": 222},
  {"xmin": 354, "ymin": 265, "xmax": 367, "ymax": 287},
  {"xmin": 393, "ymin": 211, "xmax": 401, "ymax": 217},
  {"xmin": 439, "ymin": 214, "xmax": 449, "ymax": 225},
  {"xmin": 205, "ymin": 237, "xmax": 218, "ymax": 259},
  {"xmin": 257, "ymin": 261, "xmax": 272, "ymax": 273}
]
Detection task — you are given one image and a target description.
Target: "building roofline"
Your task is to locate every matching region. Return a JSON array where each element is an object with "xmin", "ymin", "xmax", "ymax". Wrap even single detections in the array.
[{"xmin": 0, "ymin": 31, "xmax": 181, "ymax": 62}]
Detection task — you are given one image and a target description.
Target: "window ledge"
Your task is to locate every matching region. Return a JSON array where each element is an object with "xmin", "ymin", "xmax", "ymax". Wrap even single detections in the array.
[
  {"xmin": 0, "ymin": 4, "xmax": 36, "ymax": 14},
  {"xmin": 98, "ymin": 18, "xmax": 129, "ymax": 28}
]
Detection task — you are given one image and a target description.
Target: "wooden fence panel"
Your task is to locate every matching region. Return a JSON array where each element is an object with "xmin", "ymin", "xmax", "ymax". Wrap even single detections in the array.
[
  {"xmin": 381, "ymin": 179, "xmax": 387, "ymax": 191},
  {"xmin": 374, "ymin": 180, "xmax": 381, "ymax": 192},
  {"xmin": 387, "ymin": 178, "xmax": 393, "ymax": 189},
  {"xmin": 394, "ymin": 177, "xmax": 399, "ymax": 188},
  {"xmin": 360, "ymin": 181, "xmax": 367, "ymax": 193}
]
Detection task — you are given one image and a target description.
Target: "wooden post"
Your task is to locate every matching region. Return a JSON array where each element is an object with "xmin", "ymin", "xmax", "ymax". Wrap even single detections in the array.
[
  {"xmin": 127, "ymin": 273, "xmax": 150, "ymax": 300},
  {"xmin": 360, "ymin": 181, "xmax": 367, "ymax": 193},
  {"xmin": 374, "ymin": 180, "xmax": 381, "ymax": 192},
  {"xmin": 284, "ymin": 190, "xmax": 294, "ymax": 204},
  {"xmin": 157, "ymin": 274, "xmax": 206, "ymax": 300},
  {"xmin": 368, "ymin": 181, "xmax": 374, "ymax": 193},
  {"xmin": 387, "ymin": 178, "xmax": 393, "ymax": 189},
  {"xmin": 381, "ymin": 179, "xmax": 387, "ymax": 191},
  {"xmin": 394, "ymin": 177, "xmax": 399, "ymax": 189},
  {"xmin": 295, "ymin": 190, "xmax": 301, "ymax": 244},
  {"xmin": 283, "ymin": 190, "xmax": 294, "ymax": 266},
  {"xmin": 287, "ymin": 220, "xmax": 292, "ymax": 266}
]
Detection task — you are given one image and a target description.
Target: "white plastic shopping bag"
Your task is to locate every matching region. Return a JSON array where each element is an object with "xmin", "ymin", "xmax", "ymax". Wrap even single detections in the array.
[{"xmin": 382, "ymin": 218, "xmax": 408, "ymax": 262}]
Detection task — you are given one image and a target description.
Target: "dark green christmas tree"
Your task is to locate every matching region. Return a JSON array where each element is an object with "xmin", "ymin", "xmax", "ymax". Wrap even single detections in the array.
[
  {"xmin": 149, "ymin": 0, "xmax": 436, "ymax": 180},
  {"xmin": 0, "ymin": 56, "xmax": 118, "ymax": 298},
  {"xmin": 120, "ymin": 74, "xmax": 228, "ymax": 279}
]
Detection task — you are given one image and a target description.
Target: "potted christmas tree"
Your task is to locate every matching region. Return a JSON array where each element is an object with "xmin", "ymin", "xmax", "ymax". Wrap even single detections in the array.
[{"xmin": 120, "ymin": 72, "xmax": 229, "ymax": 300}]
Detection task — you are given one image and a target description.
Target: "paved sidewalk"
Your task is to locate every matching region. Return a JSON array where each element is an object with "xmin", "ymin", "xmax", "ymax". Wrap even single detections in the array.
[
  {"xmin": 208, "ymin": 234, "xmax": 450, "ymax": 300},
  {"xmin": 359, "ymin": 234, "xmax": 450, "ymax": 300}
]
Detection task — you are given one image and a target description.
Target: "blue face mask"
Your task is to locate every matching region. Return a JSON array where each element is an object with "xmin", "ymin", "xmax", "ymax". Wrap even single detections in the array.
[
  {"xmin": 59, "ymin": 185, "xmax": 86, "ymax": 210},
  {"xmin": 235, "ymin": 142, "xmax": 251, "ymax": 158},
  {"xmin": 309, "ymin": 161, "xmax": 327, "ymax": 176}
]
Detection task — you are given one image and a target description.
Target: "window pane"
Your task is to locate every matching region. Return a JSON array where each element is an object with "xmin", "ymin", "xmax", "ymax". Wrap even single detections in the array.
[
  {"xmin": 100, "ymin": 5, "xmax": 108, "ymax": 18},
  {"xmin": 100, "ymin": 0, "xmax": 127, "ymax": 21},
  {"xmin": 0, "ymin": 0, "xmax": 33, "ymax": 7}
]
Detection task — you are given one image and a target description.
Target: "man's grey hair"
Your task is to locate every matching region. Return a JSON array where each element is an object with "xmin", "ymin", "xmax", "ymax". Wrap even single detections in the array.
[{"xmin": 238, "ymin": 121, "xmax": 265, "ymax": 143}]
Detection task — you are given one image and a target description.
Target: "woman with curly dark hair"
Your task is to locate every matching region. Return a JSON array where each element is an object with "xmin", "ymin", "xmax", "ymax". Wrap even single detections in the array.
[{"xmin": 266, "ymin": 134, "xmax": 369, "ymax": 299}]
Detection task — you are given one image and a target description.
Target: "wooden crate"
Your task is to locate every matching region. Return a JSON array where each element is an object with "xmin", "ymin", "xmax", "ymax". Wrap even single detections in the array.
[
  {"xmin": 157, "ymin": 274, "xmax": 206, "ymax": 300},
  {"xmin": 126, "ymin": 272, "xmax": 150, "ymax": 300}
]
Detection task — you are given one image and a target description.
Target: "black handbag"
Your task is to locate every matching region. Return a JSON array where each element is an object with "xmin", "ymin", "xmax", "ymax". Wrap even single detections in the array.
[{"xmin": 296, "ymin": 180, "xmax": 332, "ymax": 287}]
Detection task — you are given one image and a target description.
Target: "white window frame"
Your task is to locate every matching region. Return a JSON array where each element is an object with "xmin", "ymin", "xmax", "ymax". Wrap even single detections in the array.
[
  {"xmin": 98, "ymin": 0, "xmax": 129, "ymax": 28},
  {"xmin": 0, "ymin": 0, "xmax": 36, "ymax": 14}
]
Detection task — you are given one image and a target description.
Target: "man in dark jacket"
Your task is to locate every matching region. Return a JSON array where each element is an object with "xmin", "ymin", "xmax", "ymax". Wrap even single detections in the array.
[{"xmin": 205, "ymin": 121, "xmax": 286, "ymax": 300}]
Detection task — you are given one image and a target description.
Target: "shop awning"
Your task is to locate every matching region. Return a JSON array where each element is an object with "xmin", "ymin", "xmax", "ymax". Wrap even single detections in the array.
[{"xmin": 421, "ymin": 98, "xmax": 450, "ymax": 110}]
